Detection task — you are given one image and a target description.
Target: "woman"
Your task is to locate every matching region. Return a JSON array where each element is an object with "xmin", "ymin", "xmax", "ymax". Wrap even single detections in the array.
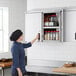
[{"xmin": 10, "ymin": 29, "xmax": 39, "ymax": 76}]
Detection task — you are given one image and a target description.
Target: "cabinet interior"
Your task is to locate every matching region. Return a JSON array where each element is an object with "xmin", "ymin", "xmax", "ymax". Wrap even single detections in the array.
[{"xmin": 43, "ymin": 12, "xmax": 60, "ymax": 41}]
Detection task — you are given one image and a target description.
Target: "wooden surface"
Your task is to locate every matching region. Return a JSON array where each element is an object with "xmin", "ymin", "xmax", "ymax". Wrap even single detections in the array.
[
  {"xmin": 52, "ymin": 67, "xmax": 76, "ymax": 74},
  {"xmin": 0, "ymin": 61, "xmax": 12, "ymax": 68},
  {"xmin": 0, "ymin": 59, "xmax": 12, "ymax": 68}
]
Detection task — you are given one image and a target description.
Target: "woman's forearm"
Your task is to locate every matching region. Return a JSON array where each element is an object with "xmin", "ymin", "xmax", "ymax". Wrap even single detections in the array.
[
  {"xmin": 17, "ymin": 68, "xmax": 22, "ymax": 76},
  {"xmin": 17, "ymin": 68, "xmax": 21, "ymax": 72}
]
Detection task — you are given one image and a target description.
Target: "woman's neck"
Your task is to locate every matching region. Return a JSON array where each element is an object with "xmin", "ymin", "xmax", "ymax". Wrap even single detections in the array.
[{"xmin": 16, "ymin": 40, "xmax": 22, "ymax": 43}]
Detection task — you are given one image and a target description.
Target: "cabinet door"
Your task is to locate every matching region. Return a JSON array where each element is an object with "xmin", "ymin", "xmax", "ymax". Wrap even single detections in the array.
[
  {"xmin": 25, "ymin": 13, "xmax": 42, "ymax": 42},
  {"xmin": 59, "ymin": 9, "xmax": 64, "ymax": 42},
  {"xmin": 64, "ymin": 9, "xmax": 76, "ymax": 42}
]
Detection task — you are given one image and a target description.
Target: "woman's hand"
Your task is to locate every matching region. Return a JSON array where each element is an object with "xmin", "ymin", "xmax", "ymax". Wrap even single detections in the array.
[
  {"xmin": 35, "ymin": 33, "xmax": 40, "ymax": 40},
  {"xmin": 18, "ymin": 70, "xmax": 22, "ymax": 76},
  {"xmin": 31, "ymin": 33, "xmax": 39, "ymax": 44},
  {"xmin": 17, "ymin": 68, "xmax": 23, "ymax": 76}
]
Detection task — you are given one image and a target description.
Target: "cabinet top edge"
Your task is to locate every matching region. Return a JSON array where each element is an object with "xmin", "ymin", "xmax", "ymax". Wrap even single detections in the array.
[{"xmin": 25, "ymin": 7, "xmax": 76, "ymax": 14}]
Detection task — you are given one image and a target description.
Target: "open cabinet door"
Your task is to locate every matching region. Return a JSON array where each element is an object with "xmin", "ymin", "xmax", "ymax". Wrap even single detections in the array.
[
  {"xmin": 64, "ymin": 9, "xmax": 76, "ymax": 42},
  {"xmin": 25, "ymin": 13, "xmax": 42, "ymax": 42},
  {"xmin": 60, "ymin": 9, "xmax": 64, "ymax": 42}
]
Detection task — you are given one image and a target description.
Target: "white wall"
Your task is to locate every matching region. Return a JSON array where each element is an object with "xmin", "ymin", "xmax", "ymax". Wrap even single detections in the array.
[
  {"xmin": 27, "ymin": 0, "xmax": 76, "ymax": 11},
  {"xmin": 0, "ymin": 0, "xmax": 27, "ymax": 59},
  {"xmin": 26, "ymin": 0, "xmax": 76, "ymax": 67}
]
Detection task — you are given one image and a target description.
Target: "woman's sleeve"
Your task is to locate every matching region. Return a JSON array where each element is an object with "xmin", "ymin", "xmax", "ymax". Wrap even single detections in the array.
[
  {"xmin": 12, "ymin": 46, "xmax": 20, "ymax": 68},
  {"xmin": 22, "ymin": 42, "xmax": 32, "ymax": 48}
]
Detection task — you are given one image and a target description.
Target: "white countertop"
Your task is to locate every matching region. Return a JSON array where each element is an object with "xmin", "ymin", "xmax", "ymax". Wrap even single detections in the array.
[{"xmin": 26, "ymin": 65, "xmax": 74, "ymax": 75}]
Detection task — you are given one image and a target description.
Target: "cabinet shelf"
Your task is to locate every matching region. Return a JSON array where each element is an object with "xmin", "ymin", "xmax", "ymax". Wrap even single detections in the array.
[
  {"xmin": 43, "ymin": 26, "xmax": 60, "ymax": 29},
  {"xmin": 43, "ymin": 40, "xmax": 60, "ymax": 42}
]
